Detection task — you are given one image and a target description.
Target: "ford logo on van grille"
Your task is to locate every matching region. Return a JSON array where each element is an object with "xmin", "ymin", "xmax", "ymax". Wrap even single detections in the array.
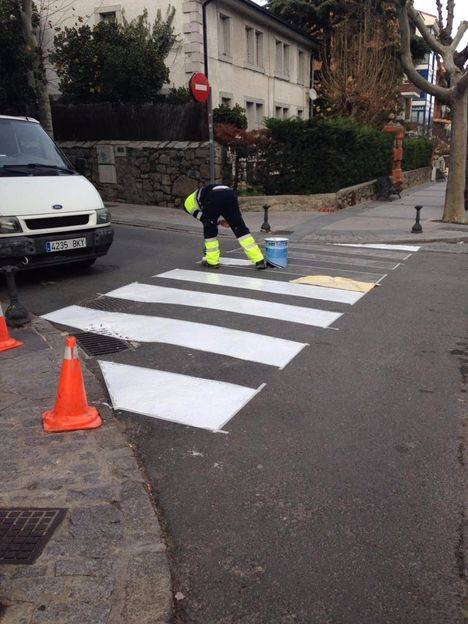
[{"xmin": 52, "ymin": 204, "xmax": 63, "ymax": 210}]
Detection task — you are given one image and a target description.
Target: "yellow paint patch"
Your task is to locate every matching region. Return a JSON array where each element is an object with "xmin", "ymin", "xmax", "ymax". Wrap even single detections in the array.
[{"xmin": 291, "ymin": 275, "xmax": 376, "ymax": 293}]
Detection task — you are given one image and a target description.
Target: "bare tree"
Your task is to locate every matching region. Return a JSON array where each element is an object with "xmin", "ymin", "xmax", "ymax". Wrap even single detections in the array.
[
  {"xmin": 320, "ymin": 1, "xmax": 401, "ymax": 126},
  {"xmin": 398, "ymin": 1, "xmax": 468, "ymax": 223},
  {"xmin": 18, "ymin": 0, "xmax": 54, "ymax": 136}
]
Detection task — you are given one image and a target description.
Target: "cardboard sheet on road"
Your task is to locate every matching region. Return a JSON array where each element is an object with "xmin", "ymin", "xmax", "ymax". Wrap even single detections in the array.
[{"xmin": 291, "ymin": 275, "xmax": 376, "ymax": 293}]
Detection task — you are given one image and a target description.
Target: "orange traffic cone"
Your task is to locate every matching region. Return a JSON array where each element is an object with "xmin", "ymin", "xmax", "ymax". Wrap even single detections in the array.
[
  {"xmin": 0, "ymin": 303, "xmax": 22, "ymax": 353},
  {"xmin": 43, "ymin": 336, "xmax": 102, "ymax": 433}
]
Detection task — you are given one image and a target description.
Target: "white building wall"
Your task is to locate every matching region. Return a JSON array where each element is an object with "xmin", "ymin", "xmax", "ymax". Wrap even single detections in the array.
[{"xmin": 43, "ymin": 0, "xmax": 314, "ymax": 124}]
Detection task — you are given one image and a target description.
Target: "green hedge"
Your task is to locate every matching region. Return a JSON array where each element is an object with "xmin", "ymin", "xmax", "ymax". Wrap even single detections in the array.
[
  {"xmin": 402, "ymin": 137, "xmax": 433, "ymax": 171},
  {"xmin": 258, "ymin": 117, "xmax": 395, "ymax": 195}
]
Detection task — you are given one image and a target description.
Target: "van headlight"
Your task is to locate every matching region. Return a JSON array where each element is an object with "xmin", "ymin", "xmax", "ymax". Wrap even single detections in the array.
[
  {"xmin": 0, "ymin": 217, "xmax": 22, "ymax": 233},
  {"xmin": 96, "ymin": 208, "xmax": 111, "ymax": 224}
]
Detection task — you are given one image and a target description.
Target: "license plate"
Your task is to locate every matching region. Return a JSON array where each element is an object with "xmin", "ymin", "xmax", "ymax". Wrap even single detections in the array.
[{"xmin": 46, "ymin": 238, "xmax": 87, "ymax": 252}]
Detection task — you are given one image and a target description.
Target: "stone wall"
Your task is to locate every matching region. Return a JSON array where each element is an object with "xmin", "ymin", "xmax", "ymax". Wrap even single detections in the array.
[
  {"xmin": 60, "ymin": 140, "xmax": 223, "ymax": 208},
  {"xmin": 240, "ymin": 167, "xmax": 433, "ymax": 212}
]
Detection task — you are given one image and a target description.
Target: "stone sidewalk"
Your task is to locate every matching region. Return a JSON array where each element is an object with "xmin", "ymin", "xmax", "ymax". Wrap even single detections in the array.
[
  {"xmin": 108, "ymin": 181, "xmax": 467, "ymax": 244},
  {"xmin": 0, "ymin": 318, "xmax": 172, "ymax": 624}
]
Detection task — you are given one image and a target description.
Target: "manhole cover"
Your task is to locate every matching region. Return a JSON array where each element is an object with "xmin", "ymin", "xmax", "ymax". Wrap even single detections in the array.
[
  {"xmin": 81, "ymin": 297, "xmax": 141, "ymax": 313},
  {"xmin": 76, "ymin": 332, "xmax": 129, "ymax": 356},
  {"xmin": 0, "ymin": 508, "xmax": 66, "ymax": 565}
]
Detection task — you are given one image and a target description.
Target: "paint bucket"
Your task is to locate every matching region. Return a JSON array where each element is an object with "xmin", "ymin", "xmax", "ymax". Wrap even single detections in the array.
[{"xmin": 265, "ymin": 237, "xmax": 288, "ymax": 268}]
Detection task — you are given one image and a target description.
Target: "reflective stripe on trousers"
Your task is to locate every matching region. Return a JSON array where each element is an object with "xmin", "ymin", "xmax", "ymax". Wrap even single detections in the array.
[
  {"xmin": 238, "ymin": 234, "xmax": 264, "ymax": 264},
  {"xmin": 204, "ymin": 237, "xmax": 220, "ymax": 265}
]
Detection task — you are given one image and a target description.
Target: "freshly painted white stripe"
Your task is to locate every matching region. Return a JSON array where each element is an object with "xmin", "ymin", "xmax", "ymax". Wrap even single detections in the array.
[
  {"xmin": 334, "ymin": 243, "xmax": 420, "ymax": 252},
  {"xmin": 106, "ymin": 282, "xmax": 342, "ymax": 328},
  {"xmin": 42, "ymin": 305, "xmax": 307, "ymax": 368},
  {"xmin": 99, "ymin": 360, "xmax": 264, "ymax": 431},
  {"xmin": 156, "ymin": 269, "xmax": 364, "ymax": 305},
  {"xmin": 197, "ymin": 258, "xmax": 253, "ymax": 267}
]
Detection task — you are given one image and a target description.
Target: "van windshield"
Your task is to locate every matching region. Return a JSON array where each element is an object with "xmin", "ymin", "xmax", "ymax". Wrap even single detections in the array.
[{"xmin": 0, "ymin": 118, "xmax": 72, "ymax": 175}]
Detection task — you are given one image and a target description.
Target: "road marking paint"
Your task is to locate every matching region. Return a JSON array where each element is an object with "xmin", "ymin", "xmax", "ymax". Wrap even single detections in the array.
[
  {"xmin": 197, "ymin": 258, "xmax": 253, "ymax": 267},
  {"xmin": 226, "ymin": 247, "xmax": 398, "ymax": 270},
  {"xmin": 99, "ymin": 360, "xmax": 265, "ymax": 431},
  {"xmin": 290, "ymin": 275, "xmax": 375, "ymax": 293},
  {"xmin": 42, "ymin": 305, "xmax": 307, "ymax": 368},
  {"xmin": 333, "ymin": 243, "xmax": 420, "ymax": 252},
  {"xmin": 106, "ymin": 282, "xmax": 342, "ymax": 328},
  {"xmin": 288, "ymin": 243, "xmax": 411, "ymax": 261},
  {"xmin": 156, "ymin": 269, "xmax": 364, "ymax": 305}
]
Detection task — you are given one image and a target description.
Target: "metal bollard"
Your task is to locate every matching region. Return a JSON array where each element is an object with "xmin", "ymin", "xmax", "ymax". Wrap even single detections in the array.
[
  {"xmin": 261, "ymin": 204, "xmax": 271, "ymax": 233},
  {"xmin": 411, "ymin": 205, "xmax": 423, "ymax": 234},
  {"xmin": 1, "ymin": 265, "xmax": 31, "ymax": 327}
]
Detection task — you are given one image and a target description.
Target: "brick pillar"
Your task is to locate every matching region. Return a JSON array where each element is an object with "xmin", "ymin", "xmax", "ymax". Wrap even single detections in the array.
[{"xmin": 383, "ymin": 123, "xmax": 405, "ymax": 191}]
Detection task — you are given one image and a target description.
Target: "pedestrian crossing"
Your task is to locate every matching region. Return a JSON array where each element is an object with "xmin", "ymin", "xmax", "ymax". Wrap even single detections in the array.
[{"xmin": 42, "ymin": 242, "xmax": 420, "ymax": 432}]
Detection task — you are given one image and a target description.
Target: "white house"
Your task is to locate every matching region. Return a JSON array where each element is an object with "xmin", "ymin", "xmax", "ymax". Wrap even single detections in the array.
[{"xmin": 42, "ymin": 0, "xmax": 318, "ymax": 128}]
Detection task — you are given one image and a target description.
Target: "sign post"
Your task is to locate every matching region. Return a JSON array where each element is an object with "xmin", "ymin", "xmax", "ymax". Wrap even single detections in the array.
[{"xmin": 189, "ymin": 72, "xmax": 215, "ymax": 184}]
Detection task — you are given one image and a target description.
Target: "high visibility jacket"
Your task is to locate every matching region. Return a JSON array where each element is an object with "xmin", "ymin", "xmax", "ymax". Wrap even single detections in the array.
[{"xmin": 184, "ymin": 185, "xmax": 231, "ymax": 220}]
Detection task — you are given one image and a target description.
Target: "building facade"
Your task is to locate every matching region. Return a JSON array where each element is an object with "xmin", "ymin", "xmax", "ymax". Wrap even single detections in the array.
[
  {"xmin": 399, "ymin": 11, "xmax": 438, "ymax": 129},
  {"xmin": 43, "ymin": 0, "xmax": 317, "ymax": 128}
]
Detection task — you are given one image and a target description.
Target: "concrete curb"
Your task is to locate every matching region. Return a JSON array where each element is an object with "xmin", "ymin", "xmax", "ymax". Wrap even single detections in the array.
[{"xmin": 0, "ymin": 317, "xmax": 173, "ymax": 624}]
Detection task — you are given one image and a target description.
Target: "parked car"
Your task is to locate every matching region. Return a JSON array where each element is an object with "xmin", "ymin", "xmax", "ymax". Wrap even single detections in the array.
[{"xmin": 0, "ymin": 115, "xmax": 113, "ymax": 269}]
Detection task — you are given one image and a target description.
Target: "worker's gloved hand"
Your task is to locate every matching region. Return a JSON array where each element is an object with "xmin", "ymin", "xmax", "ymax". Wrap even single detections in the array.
[{"xmin": 218, "ymin": 218, "xmax": 229, "ymax": 228}]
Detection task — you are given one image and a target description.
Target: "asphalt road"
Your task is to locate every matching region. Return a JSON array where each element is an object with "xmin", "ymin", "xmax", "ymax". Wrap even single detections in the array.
[{"xmin": 3, "ymin": 224, "xmax": 466, "ymax": 624}]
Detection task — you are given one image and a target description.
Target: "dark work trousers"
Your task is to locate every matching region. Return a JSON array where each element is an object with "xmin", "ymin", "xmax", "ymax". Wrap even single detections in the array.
[{"xmin": 201, "ymin": 188, "xmax": 250, "ymax": 239}]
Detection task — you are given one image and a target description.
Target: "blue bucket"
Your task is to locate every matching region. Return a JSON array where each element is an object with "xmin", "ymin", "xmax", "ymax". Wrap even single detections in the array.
[{"xmin": 265, "ymin": 237, "xmax": 288, "ymax": 268}]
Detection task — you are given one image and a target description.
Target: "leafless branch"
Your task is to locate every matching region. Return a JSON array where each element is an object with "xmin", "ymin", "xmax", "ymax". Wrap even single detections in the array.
[
  {"xmin": 407, "ymin": 4, "xmax": 445, "ymax": 55},
  {"xmin": 398, "ymin": 3, "xmax": 453, "ymax": 104},
  {"xmin": 435, "ymin": 0, "xmax": 444, "ymax": 29},
  {"xmin": 450, "ymin": 20, "xmax": 468, "ymax": 51},
  {"xmin": 446, "ymin": 0, "xmax": 455, "ymax": 37},
  {"xmin": 455, "ymin": 68, "xmax": 468, "ymax": 94}
]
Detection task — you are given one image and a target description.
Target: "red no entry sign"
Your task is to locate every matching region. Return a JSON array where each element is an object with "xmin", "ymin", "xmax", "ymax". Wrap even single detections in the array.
[{"xmin": 189, "ymin": 72, "xmax": 211, "ymax": 103}]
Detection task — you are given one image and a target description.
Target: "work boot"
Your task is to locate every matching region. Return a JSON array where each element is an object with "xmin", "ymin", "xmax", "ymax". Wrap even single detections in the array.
[
  {"xmin": 201, "ymin": 259, "xmax": 220, "ymax": 269},
  {"xmin": 255, "ymin": 259, "xmax": 267, "ymax": 270}
]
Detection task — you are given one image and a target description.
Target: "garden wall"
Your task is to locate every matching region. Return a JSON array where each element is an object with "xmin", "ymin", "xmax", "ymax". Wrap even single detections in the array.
[
  {"xmin": 240, "ymin": 167, "xmax": 432, "ymax": 212},
  {"xmin": 60, "ymin": 140, "xmax": 224, "ymax": 208}
]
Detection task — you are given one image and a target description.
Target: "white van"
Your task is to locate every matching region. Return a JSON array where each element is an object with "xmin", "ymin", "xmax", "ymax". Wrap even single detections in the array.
[{"xmin": 0, "ymin": 115, "xmax": 113, "ymax": 269}]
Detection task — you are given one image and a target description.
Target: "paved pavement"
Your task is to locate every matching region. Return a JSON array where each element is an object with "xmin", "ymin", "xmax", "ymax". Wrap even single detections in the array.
[
  {"xmin": 0, "ymin": 317, "xmax": 171, "ymax": 624},
  {"xmin": 109, "ymin": 181, "xmax": 467, "ymax": 245},
  {"xmin": 13, "ymin": 221, "xmax": 465, "ymax": 624}
]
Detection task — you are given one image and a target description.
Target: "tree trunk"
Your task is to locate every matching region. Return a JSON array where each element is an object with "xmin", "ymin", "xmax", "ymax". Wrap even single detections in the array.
[
  {"xmin": 442, "ymin": 90, "xmax": 467, "ymax": 223},
  {"xmin": 20, "ymin": 0, "xmax": 54, "ymax": 137}
]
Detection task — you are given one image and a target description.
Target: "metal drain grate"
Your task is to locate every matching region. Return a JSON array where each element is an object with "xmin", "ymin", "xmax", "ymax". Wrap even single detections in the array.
[
  {"xmin": 0, "ymin": 508, "xmax": 66, "ymax": 565},
  {"xmin": 75, "ymin": 332, "xmax": 129, "ymax": 356},
  {"xmin": 80, "ymin": 296, "xmax": 141, "ymax": 313}
]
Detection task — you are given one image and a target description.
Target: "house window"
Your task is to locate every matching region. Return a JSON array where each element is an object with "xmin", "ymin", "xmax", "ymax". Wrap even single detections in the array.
[
  {"xmin": 246, "ymin": 27, "xmax": 264, "ymax": 68},
  {"xmin": 246, "ymin": 27, "xmax": 255, "ymax": 65},
  {"xmin": 298, "ymin": 51, "xmax": 305, "ymax": 85},
  {"xmin": 221, "ymin": 97, "xmax": 232, "ymax": 107},
  {"xmin": 275, "ymin": 105, "xmax": 289, "ymax": 120},
  {"xmin": 219, "ymin": 14, "xmax": 231, "ymax": 58},
  {"xmin": 276, "ymin": 41, "xmax": 290, "ymax": 77},
  {"xmin": 99, "ymin": 11, "xmax": 116, "ymax": 22},
  {"xmin": 297, "ymin": 108, "xmax": 304, "ymax": 119},
  {"xmin": 246, "ymin": 100, "xmax": 264, "ymax": 129},
  {"xmin": 255, "ymin": 31, "xmax": 263, "ymax": 67}
]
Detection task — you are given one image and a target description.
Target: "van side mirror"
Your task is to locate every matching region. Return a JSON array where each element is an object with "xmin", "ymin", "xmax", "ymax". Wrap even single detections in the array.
[{"xmin": 74, "ymin": 158, "xmax": 87, "ymax": 174}]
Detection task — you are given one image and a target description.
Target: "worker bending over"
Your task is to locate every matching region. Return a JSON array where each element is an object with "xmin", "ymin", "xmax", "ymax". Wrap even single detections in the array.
[{"xmin": 184, "ymin": 184, "xmax": 266, "ymax": 269}]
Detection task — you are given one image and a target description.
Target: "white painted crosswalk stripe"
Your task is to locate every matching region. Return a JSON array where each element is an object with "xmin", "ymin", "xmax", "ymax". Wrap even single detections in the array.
[
  {"xmin": 42, "ymin": 305, "xmax": 307, "ymax": 369},
  {"xmin": 333, "ymin": 243, "xmax": 420, "ymax": 252},
  {"xmin": 99, "ymin": 360, "xmax": 265, "ymax": 431},
  {"xmin": 106, "ymin": 282, "xmax": 342, "ymax": 328},
  {"xmin": 156, "ymin": 269, "xmax": 364, "ymax": 305}
]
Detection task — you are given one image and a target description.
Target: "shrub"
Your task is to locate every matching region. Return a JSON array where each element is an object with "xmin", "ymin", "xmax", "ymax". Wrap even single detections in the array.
[
  {"xmin": 402, "ymin": 137, "xmax": 433, "ymax": 171},
  {"xmin": 213, "ymin": 104, "xmax": 248, "ymax": 129},
  {"xmin": 215, "ymin": 123, "xmax": 265, "ymax": 189},
  {"xmin": 256, "ymin": 117, "xmax": 394, "ymax": 195}
]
